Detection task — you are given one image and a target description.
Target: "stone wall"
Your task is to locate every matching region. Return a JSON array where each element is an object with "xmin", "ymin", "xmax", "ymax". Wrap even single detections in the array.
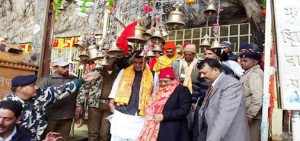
[
  {"xmin": 0, "ymin": 0, "xmax": 35, "ymax": 43},
  {"xmin": 0, "ymin": 0, "xmax": 105, "ymax": 43},
  {"xmin": 0, "ymin": 0, "xmax": 264, "ymax": 44}
]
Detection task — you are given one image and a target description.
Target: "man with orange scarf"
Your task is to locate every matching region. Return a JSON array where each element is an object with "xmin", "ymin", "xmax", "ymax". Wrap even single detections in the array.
[
  {"xmin": 137, "ymin": 67, "xmax": 192, "ymax": 141},
  {"xmin": 108, "ymin": 50, "xmax": 159, "ymax": 141},
  {"xmin": 153, "ymin": 41, "xmax": 180, "ymax": 73}
]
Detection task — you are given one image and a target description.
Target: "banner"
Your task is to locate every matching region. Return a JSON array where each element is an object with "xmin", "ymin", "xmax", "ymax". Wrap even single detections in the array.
[
  {"xmin": 52, "ymin": 38, "xmax": 78, "ymax": 48},
  {"xmin": 19, "ymin": 44, "xmax": 31, "ymax": 53},
  {"xmin": 274, "ymin": 0, "xmax": 300, "ymax": 110}
]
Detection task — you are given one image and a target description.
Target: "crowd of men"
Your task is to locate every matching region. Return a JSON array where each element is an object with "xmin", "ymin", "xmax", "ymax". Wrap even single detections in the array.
[{"xmin": 0, "ymin": 40, "xmax": 264, "ymax": 141}]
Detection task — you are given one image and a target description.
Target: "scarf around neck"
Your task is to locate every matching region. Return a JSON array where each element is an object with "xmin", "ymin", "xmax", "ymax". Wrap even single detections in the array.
[
  {"xmin": 137, "ymin": 79, "xmax": 180, "ymax": 141},
  {"xmin": 153, "ymin": 53, "xmax": 179, "ymax": 73},
  {"xmin": 114, "ymin": 65, "xmax": 154, "ymax": 116},
  {"xmin": 182, "ymin": 58, "xmax": 197, "ymax": 93}
]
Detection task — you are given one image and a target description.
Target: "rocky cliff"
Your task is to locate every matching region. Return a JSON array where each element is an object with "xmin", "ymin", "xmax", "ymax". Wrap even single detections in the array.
[{"xmin": 0, "ymin": 0, "xmax": 264, "ymax": 45}]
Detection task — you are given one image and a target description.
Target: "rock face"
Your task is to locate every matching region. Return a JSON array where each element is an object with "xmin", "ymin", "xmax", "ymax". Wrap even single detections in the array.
[
  {"xmin": 0, "ymin": 0, "xmax": 105, "ymax": 43},
  {"xmin": 0, "ymin": 0, "xmax": 264, "ymax": 45},
  {"xmin": 0, "ymin": 0, "xmax": 35, "ymax": 43}
]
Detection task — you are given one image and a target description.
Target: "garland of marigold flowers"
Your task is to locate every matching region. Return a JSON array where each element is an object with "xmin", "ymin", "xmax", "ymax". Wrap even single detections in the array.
[
  {"xmin": 107, "ymin": 0, "xmax": 115, "ymax": 10},
  {"xmin": 54, "ymin": 0, "xmax": 63, "ymax": 19}
]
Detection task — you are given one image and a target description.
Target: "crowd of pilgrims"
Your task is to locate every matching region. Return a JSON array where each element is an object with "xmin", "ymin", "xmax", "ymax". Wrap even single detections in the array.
[{"xmin": 0, "ymin": 41, "xmax": 264, "ymax": 141}]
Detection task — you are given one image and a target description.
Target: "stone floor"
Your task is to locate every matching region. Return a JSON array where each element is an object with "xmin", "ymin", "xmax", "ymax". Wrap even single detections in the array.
[
  {"xmin": 69, "ymin": 124, "xmax": 88, "ymax": 141},
  {"xmin": 66, "ymin": 123, "xmax": 295, "ymax": 141}
]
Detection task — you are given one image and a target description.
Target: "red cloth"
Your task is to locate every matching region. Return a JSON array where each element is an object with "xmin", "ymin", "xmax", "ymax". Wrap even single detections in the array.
[
  {"xmin": 149, "ymin": 57, "xmax": 157, "ymax": 70},
  {"xmin": 164, "ymin": 41, "xmax": 176, "ymax": 50},
  {"xmin": 183, "ymin": 42, "xmax": 192, "ymax": 48},
  {"xmin": 116, "ymin": 21, "xmax": 137, "ymax": 53},
  {"xmin": 158, "ymin": 67, "xmax": 176, "ymax": 78},
  {"xmin": 137, "ymin": 79, "xmax": 180, "ymax": 141}
]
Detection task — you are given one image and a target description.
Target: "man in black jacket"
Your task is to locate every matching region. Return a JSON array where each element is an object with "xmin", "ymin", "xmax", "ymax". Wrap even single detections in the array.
[{"xmin": 0, "ymin": 100, "xmax": 32, "ymax": 141}]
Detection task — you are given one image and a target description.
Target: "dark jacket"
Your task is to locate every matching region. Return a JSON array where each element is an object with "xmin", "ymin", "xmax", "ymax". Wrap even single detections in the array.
[
  {"xmin": 158, "ymin": 85, "xmax": 192, "ymax": 141},
  {"xmin": 38, "ymin": 73, "xmax": 78, "ymax": 120},
  {"xmin": 11, "ymin": 125, "xmax": 35, "ymax": 141},
  {"xmin": 228, "ymin": 52, "xmax": 238, "ymax": 62}
]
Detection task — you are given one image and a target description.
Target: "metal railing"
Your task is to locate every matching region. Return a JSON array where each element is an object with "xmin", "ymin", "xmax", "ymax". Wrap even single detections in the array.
[{"xmin": 165, "ymin": 23, "xmax": 252, "ymax": 53}]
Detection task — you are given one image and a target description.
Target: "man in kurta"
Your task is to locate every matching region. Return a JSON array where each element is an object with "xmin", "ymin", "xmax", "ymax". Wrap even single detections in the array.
[
  {"xmin": 239, "ymin": 52, "xmax": 264, "ymax": 141},
  {"xmin": 153, "ymin": 41, "xmax": 180, "ymax": 73},
  {"xmin": 172, "ymin": 43, "xmax": 200, "ymax": 94},
  {"xmin": 108, "ymin": 51, "xmax": 159, "ymax": 141}
]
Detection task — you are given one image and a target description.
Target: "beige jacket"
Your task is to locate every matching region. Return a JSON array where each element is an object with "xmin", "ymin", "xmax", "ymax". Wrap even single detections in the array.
[{"xmin": 240, "ymin": 65, "xmax": 264, "ymax": 119}]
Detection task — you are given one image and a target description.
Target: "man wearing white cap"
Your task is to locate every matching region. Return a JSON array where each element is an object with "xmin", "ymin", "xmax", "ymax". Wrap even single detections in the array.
[
  {"xmin": 172, "ymin": 43, "xmax": 200, "ymax": 94},
  {"xmin": 38, "ymin": 58, "xmax": 77, "ymax": 141}
]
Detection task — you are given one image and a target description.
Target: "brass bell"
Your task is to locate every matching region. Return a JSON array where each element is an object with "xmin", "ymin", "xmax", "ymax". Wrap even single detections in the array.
[
  {"xmin": 199, "ymin": 38, "xmax": 211, "ymax": 48},
  {"xmin": 96, "ymin": 39, "xmax": 103, "ymax": 46},
  {"xmin": 150, "ymin": 30, "xmax": 164, "ymax": 43},
  {"xmin": 127, "ymin": 18, "xmax": 147, "ymax": 44},
  {"xmin": 103, "ymin": 43, "xmax": 110, "ymax": 50},
  {"xmin": 87, "ymin": 44, "xmax": 100, "ymax": 60},
  {"xmin": 79, "ymin": 50, "xmax": 90, "ymax": 61},
  {"xmin": 210, "ymin": 39, "xmax": 223, "ymax": 49},
  {"xmin": 72, "ymin": 55, "xmax": 81, "ymax": 62},
  {"xmin": 146, "ymin": 50, "xmax": 156, "ymax": 57},
  {"xmin": 143, "ymin": 29, "xmax": 153, "ymax": 38},
  {"xmin": 204, "ymin": 3, "xmax": 217, "ymax": 17},
  {"xmin": 165, "ymin": 4, "xmax": 185, "ymax": 28},
  {"xmin": 107, "ymin": 42, "xmax": 124, "ymax": 56},
  {"xmin": 74, "ymin": 40, "xmax": 84, "ymax": 48},
  {"xmin": 96, "ymin": 50, "xmax": 105, "ymax": 58},
  {"xmin": 139, "ymin": 50, "xmax": 146, "ymax": 57},
  {"xmin": 152, "ymin": 44, "xmax": 163, "ymax": 52},
  {"xmin": 99, "ymin": 57, "xmax": 109, "ymax": 66},
  {"xmin": 161, "ymin": 29, "xmax": 169, "ymax": 37}
]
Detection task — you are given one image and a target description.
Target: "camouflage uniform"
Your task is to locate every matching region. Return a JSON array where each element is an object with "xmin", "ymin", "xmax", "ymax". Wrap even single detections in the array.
[
  {"xmin": 4, "ymin": 79, "xmax": 84, "ymax": 140},
  {"xmin": 76, "ymin": 75, "xmax": 104, "ymax": 108},
  {"xmin": 76, "ymin": 69, "xmax": 118, "ymax": 141}
]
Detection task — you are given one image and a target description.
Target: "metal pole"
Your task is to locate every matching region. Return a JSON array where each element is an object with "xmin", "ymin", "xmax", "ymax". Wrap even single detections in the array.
[
  {"xmin": 261, "ymin": 0, "xmax": 272, "ymax": 140},
  {"xmin": 292, "ymin": 111, "xmax": 300, "ymax": 141}
]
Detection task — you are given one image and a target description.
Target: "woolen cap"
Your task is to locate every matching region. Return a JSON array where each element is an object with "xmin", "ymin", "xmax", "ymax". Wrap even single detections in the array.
[
  {"xmin": 183, "ymin": 42, "xmax": 192, "ymax": 48},
  {"xmin": 221, "ymin": 41, "xmax": 232, "ymax": 50},
  {"xmin": 52, "ymin": 58, "xmax": 69, "ymax": 67},
  {"xmin": 159, "ymin": 67, "xmax": 176, "ymax": 79},
  {"xmin": 11, "ymin": 75, "xmax": 37, "ymax": 87},
  {"xmin": 164, "ymin": 41, "xmax": 176, "ymax": 50},
  {"xmin": 183, "ymin": 44, "xmax": 197, "ymax": 54},
  {"xmin": 239, "ymin": 52, "xmax": 261, "ymax": 61}
]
